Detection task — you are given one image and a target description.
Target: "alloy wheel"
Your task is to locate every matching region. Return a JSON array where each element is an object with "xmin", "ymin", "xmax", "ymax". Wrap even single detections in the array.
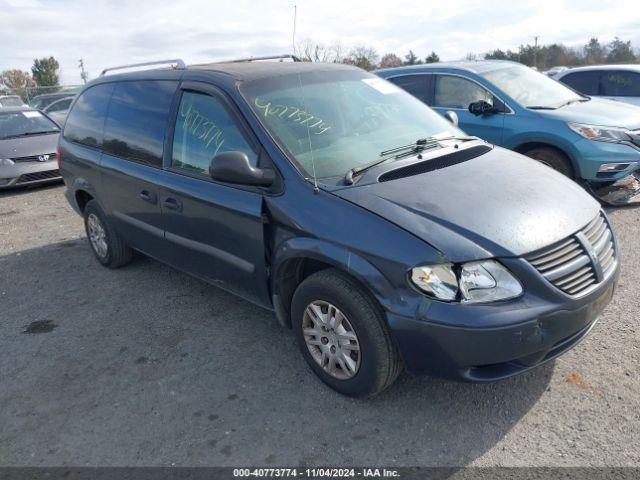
[{"xmin": 302, "ymin": 300, "xmax": 361, "ymax": 380}]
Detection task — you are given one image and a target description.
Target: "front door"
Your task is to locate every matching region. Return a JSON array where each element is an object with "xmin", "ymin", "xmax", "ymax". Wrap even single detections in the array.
[
  {"xmin": 431, "ymin": 74, "xmax": 505, "ymax": 145},
  {"xmin": 159, "ymin": 83, "xmax": 270, "ymax": 306}
]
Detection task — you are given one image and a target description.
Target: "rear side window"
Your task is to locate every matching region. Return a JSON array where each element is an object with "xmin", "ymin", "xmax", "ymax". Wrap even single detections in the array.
[
  {"xmin": 388, "ymin": 75, "xmax": 430, "ymax": 103},
  {"xmin": 63, "ymin": 84, "xmax": 114, "ymax": 148},
  {"xmin": 171, "ymin": 91, "xmax": 258, "ymax": 176},
  {"xmin": 103, "ymin": 80, "xmax": 177, "ymax": 167},
  {"xmin": 600, "ymin": 71, "xmax": 640, "ymax": 97},
  {"xmin": 560, "ymin": 71, "xmax": 601, "ymax": 95},
  {"xmin": 434, "ymin": 75, "xmax": 493, "ymax": 109}
]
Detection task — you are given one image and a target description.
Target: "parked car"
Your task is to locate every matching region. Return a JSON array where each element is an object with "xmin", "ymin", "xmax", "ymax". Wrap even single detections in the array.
[
  {"xmin": 0, "ymin": 107, "xmax": 61, "ymax": 188},
  {"xmin": 29, "ymin": 92, "xmax": 75, "ymax": 110},
  {"xmin": 0, "ymin": 95, "xmax": 27, "ymax": 108},
  {"xmin": 60, "ymin": 59, "xmax": 618, "ymax": 397},
  {"xmin": 377, "ymin": 61, "xmax": 640, "ymax": 185},
  {"xmin": 554, "ymin": 65, "xmax": 640, "ymax": 107},
  {"xmin": 43, "ymin": 96, "xmax": 75, "ymax": 126},
  {"xmin": 544, "ymin": 66, "xmax": 568, "ymax": 77}
]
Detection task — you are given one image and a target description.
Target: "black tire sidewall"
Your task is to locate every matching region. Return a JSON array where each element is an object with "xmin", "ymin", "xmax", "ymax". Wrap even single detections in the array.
[
  {"xmin": 291, "ymin": 272, "xmax": 391, "ymax": 397},
  {"xmin": 84, "ymin": 201, "xmax": 113, "ymax": 266},
  {"xmin": 526, "ymin": 148, "xmax": 573, "ymax": 178}
]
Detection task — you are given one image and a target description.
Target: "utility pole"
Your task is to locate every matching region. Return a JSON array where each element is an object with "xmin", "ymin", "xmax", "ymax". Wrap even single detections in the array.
[
  {"xmin": 533, "ymin": 36, "xmax": 539, "ymax": 69},
  {"xmin": 78, "ymin": 58, "xmax": 88, "ymax": 84}
]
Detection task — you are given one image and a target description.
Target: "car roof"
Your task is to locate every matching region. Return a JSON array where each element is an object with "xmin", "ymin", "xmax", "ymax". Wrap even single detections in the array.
[
  {"xmin": 32, "ymin": 92, "xmax": 75, "ymax": 99},
  {"xmin": 0, "ymin": 94, "xmax": 22, "ymax": 99},
  {"xmin": 557, "ymin": 64, "xmax": 640, "ymax": 75},
  {"xmin": 377, "ymin": 60, "xmax": 523, "ymax": 75},
  {"xmin": 93, "ymin": 61, "xmax": 361, "ymax": 85}
]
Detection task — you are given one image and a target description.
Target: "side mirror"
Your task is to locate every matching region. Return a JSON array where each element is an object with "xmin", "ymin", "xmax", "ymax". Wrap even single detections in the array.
[
  {"xmin": 444, "ymin": 110, "xmax": 459, "ymax": 127},
  {"xmin": 209, "ymin": 151, "xmax": 275, "ymax": 187},
  {"xmin": 468, "ymin": 100, "xmax": 495, "ymax": 116}
]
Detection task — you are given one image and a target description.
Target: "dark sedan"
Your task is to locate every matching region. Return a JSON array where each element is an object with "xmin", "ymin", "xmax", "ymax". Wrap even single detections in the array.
[{"xmin": 0, "ymin": 107, "xmax": 61, "ymax": 189}]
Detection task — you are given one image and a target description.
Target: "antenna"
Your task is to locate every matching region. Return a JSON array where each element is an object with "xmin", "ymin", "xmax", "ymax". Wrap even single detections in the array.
[{"xmin": 292, "ymin": 5, "xmax": 297, "ymax": 56}]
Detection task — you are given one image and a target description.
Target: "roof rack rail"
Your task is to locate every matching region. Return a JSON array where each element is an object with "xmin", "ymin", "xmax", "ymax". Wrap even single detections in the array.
[
  {"xmin": 226, "ymin": 54, "xmax": 302, "ymax": 63},
  {"xmin": 100, "ymin": 59, "xmax": 186, "ymax": 77}
]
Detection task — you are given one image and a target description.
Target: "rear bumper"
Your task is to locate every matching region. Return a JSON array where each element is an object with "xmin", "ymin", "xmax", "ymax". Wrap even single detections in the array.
[
  {"xmin": 0, "ymin": 160, "xmax": 61, "ymax": 189},
  {"xmin": 387, "ymin": 264, "xmax": 618, "ymax": 381}
]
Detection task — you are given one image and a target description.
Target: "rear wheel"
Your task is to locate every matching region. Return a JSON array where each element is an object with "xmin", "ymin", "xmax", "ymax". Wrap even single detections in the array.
[
  {"xmin": 83, "ymin": 200, "xmax": 133, "ymax": 268},
  {"xmin": 524, "ymin": 147, "xmax": 574, "ymax": 178},
  {"xmin": 291, "ymin": 269, "xmax": 402, "ymax": 397}
]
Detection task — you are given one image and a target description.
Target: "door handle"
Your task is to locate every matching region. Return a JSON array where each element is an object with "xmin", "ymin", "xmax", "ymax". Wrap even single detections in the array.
[
  {"xmin": 139, "ymin": 190, "xmax": 157, "ymax": 204},
  {"xmin": 162, "ymin": 197, "xmax": 182, "ymax": 211}
]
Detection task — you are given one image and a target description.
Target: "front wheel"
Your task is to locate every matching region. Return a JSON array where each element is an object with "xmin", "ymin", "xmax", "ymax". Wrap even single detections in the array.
[
  {"xmin": 524, "ymin": 147, "xmax": 574, "ymax": 178},
  {"xmin": 291, "ymin": 269, "xmax": 402, "ymax": 397}
]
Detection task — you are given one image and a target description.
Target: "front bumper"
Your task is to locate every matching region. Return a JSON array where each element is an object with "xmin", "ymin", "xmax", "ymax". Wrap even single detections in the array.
[
  {"xmin": 573, "ymin": 138, "xmax": 640, "ymax": 183},
  {"xmin": 0, "ymin": 160, "xmax": 61, "ymax": 189},
  {"xmin": 387, "ymin": 259, "xmax": 619, "ymax": 381}
]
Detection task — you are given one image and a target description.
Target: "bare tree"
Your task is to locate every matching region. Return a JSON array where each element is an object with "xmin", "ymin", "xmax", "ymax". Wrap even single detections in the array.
[
  {"xmin": 343, "ymin": 46, "xmax": 380, "ymax": 71},
  {"xmin": 296, "ymin": 39, "xmax": 343, "ymax": 63},
  {"xmin": 379, "ymin": 53, "xmax": 403, "ymax": 68}
]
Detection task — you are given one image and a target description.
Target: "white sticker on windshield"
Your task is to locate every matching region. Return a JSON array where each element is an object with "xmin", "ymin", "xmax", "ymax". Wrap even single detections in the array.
[
  {"xmin": 22, "ymin": 111, "xmax": 42, "ymax": 118},
  {"xmin": 362, "ymin": 78, "xmax": 402, "ymax": 95}
]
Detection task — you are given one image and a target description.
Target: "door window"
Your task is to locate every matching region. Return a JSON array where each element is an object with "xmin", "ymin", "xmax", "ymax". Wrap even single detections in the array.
[
  {"xmin": 171, "ymin": 91, "xmax": 258, "ymax": 176},
  {"xmin": 103, "ymin": 80, "xmax": 177, "ymax": 167},
  {"xmin": 559, "ymin": 71, "xmax": 601, "ymax": 95},
  {"xmin": 63, "ymin": 83, "xmax": 114, "ymax": 148},
  {"xmin": 388, "ymin": 75, "xmax": 429, "ymax": 103},
  {"xmin": 434, "ymin": 75, "xmax": 493, "ymax": 109},
  {"xmin": 600, "ymin": 71, "xmax": 640, "ymax": 97}
]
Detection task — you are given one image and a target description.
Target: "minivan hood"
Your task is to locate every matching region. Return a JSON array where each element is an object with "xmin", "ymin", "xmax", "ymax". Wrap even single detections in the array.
[
  {"xmin": 534, "ymin": 97, "xmax": 640, "ymax": 130},
  {"xmin": 0, "ymin": 132, "xmax": 59, "ymax": 159},
  {"xmin": 334, "ymin": 147, "xmax": 600, "ymax": 261}
]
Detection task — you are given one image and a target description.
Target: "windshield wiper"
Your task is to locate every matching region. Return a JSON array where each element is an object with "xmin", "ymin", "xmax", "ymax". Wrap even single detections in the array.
[
  {"xmin": 3, "ymin": 130, "xmax": 59, "ymax": 139},
  {"xmin": 344, "ymin": 135, "xmax": 478, "ymax": 185}
]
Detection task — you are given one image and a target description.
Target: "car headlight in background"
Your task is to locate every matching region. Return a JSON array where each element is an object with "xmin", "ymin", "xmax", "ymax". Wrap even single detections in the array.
[
  {"xmin": 411, "ymin": 260, "xmax": 523, "ymax": 304},
  {"xmin": 567, "ymin": 122, "xmax": 635, "ymax": 145},
  {"xmin": 0, "ymin": 158, "xmax": 15, "ymax": 166}
]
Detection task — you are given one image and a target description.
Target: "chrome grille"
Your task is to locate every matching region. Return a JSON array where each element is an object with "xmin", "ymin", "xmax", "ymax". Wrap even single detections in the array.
[
  {"xmin": 13, "ymin": 153, "xmax": 56, "ymax": 163},
  {"xmin": 526, "ymin": 212, "xmax": 616, "ymax": 296}
]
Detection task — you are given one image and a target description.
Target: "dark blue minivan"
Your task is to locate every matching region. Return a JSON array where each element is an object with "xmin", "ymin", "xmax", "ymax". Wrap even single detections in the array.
[{"xmin": 59, "ymin": 59, "xmax": 618, "ymax": 397}]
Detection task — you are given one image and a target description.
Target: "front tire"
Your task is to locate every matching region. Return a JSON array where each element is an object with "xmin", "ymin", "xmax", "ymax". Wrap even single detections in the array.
[
  {"xmin": 291, "ymin": 269, "xmax": 402, "ymax": 397},
  {"xmin": 524, "ymin": 147, "xmax": 574, "ymax": 178},
  {"xmin": 83, "ymin": 200, "xmax": 133, "ymax": 268}
]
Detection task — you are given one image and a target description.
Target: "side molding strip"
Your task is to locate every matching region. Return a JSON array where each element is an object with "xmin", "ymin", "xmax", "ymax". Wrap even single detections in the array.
[{"xmin": 165, "ymin": 231, "xmax": 255, "ymax": 274}]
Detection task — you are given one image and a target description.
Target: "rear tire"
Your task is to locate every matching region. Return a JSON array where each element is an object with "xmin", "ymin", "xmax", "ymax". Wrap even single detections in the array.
[
  {"xmin": 524, "ymin": 147, "xmax": 574, "ymax": 178},
  {"xmin": 291, "ymin": 268, "xmax": 402, "ymax": 398},
  {"xmin": 83, "ymin": 200, "xmax": 133, "ymax": 268}
]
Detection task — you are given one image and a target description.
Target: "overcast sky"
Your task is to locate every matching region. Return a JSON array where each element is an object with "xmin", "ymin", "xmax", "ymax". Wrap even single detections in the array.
[{"xmin": 1, "ymin": 0, "xmax": 639, "ymax": 85}]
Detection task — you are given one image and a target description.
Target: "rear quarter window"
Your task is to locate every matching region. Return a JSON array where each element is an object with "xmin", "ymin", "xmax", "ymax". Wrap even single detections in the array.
[
  {"xmin": 63, "ymin": 84, "xmax": 114, "ymax": 148},
  {"xmin": 103, "ymin": 80, "xmax": 177, "ymax": 167}
]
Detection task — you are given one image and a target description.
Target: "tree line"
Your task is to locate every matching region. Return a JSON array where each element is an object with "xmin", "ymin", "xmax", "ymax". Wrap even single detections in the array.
[
  {"xmin": 296, "ymin": 36, "xmax": 639, "ymax": 71},
  {"xmin": 1, "ymin": 56, "xmax": 64, "ymax": 101}
]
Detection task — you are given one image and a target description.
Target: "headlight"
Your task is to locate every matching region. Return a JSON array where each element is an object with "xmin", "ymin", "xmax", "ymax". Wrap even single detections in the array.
[
  {"xmin": 0, "ymin": 158, "xmax": 15, "ymax": 166},
  {"xmin": 567, "ymin": 122, "xmax": 634, "ymax": 144},
  {"xmin": 410, "ymin": 260, "xmax": 522, "ymax": 304}
]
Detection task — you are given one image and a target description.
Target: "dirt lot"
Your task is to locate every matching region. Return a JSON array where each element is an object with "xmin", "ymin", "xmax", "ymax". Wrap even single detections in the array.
[{"xmin": 1, "ymin": 183, "xmax": 639, "ymax": 467}]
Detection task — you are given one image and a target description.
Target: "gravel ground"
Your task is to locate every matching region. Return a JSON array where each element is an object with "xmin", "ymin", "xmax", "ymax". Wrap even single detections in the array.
[{"xmin": 0, "ymin": 183, "xmax": 638, "ymax": 467}]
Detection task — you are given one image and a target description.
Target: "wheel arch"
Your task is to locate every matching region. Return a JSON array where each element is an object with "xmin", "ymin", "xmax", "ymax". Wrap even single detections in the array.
[{"xmin": 271, "ymin": 238, "xmax": 398, "ymax": 329}]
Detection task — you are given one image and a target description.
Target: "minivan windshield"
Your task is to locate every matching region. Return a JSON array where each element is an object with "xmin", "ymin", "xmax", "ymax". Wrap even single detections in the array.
[
  {"xmin": 481, "ymin": 64, "xmax": 585, "ymax": 109},
  {"xmin": 0, "ymin": 110, "xmax": 59, "ymax": 139},
  {"xmin": 241, "ymin": 70, "xmax": 464, "ymax": 179}
]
